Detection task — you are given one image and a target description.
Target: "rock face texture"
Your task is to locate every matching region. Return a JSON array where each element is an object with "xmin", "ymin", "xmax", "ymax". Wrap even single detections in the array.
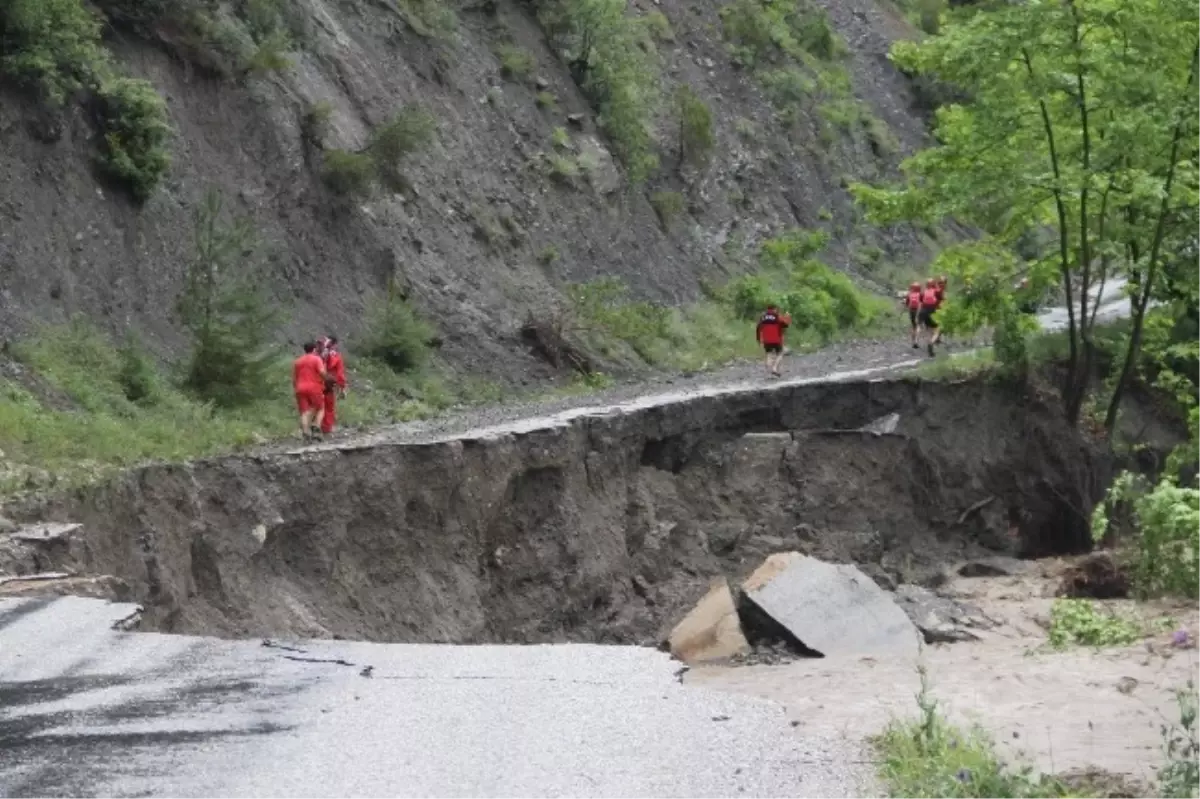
[
  {"xmin": 0, "ymin": 0, "xmax": 932, "ymax": 380},
  {"xmin": 11, "ymin": 376, "xmax": 1109, "ymax": 643}
]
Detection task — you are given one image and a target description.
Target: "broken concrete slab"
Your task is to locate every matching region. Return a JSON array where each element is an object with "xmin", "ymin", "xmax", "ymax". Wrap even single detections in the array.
[
  {"xmin": 9, "ymin": 522, "xmax": 81, "ymax": 544},
  {"xmin": 893, "ymin": 584, "xmax": 996, "ymax": 644},
  {"xmin": 668, "ymin": 578, "xmax": 750, "ymax": 663},
  {"xmin": 741, "ymin": 553, "xmax": 921, "ymax": 659}
]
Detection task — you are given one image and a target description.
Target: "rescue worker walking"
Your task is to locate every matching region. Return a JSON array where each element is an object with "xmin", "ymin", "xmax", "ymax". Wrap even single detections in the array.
[
  {"xmin": 293, "ymin": 341, "xmax": 328, "ymax": 440},
  {"xmin": 756, "ymin": 304, "xmax": 791, "ymax": 378},
  {"xmin": 903, "ymin": 281, "xmax": 923, "ymax": 348},
  {"xmin": 319, "ymin": 335, "xmax": 347, "ymax": 436},
  {"xmin": 918, "ymin": 278, "xmax": 943, "ymax": 357}
]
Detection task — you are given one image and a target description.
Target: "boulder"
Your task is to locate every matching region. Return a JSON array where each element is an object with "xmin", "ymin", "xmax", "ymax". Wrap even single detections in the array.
[
  {"xmin": 892, "ymin": 584, "xmax": 995, "ymax": 644},
  {"xmin": 667, "ymin": 577, "xmax": 750, "ymax": 663},
  {"xmin": 740, "ymin": 552, "xmax": 921, "ymax": 659}
]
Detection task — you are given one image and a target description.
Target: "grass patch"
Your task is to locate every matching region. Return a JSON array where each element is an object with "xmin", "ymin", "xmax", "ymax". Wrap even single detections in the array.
[
  {"xmin": 0, "ymin": 316, "xmax": 479, "ymax": 496},
  {"xmin": 875, "ymin": 670, "xmax": 1079, "ymax": 798},
  {"xmin": 321, "ymin": 105, "xmax": 437, "ymax": 197},
  {"xmin": 649, "ymin": 189, "xmax": 686, "ymax": 228}
]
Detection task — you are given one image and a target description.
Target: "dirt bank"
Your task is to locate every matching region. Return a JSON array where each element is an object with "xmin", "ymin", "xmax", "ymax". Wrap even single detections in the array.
[{"xmin": 8, "ymin": 376, "xmax": 1110, "ymax": 643}]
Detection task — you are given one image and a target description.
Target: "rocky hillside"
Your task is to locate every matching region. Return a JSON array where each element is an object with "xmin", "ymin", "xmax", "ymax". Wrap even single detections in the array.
[{"xmin": 0, "ymin": 0, "xmax": 933, "ymax": 383}]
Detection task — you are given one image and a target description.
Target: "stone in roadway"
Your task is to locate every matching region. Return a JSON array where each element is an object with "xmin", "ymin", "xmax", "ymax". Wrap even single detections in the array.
[{"xmin": 0, "ymin": 596, "xmax": 869, "ymax": 797}]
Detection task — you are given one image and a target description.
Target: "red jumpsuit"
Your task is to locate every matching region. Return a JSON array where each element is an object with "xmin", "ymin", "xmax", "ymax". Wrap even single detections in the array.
[{"xmin": 321, "ymin": 348, "xmax": 347, "ymax": 434}]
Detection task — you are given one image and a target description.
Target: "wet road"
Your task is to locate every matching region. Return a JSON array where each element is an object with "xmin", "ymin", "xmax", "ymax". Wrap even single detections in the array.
[{"xmin": 0, "ymin": 596, "xmax": 868, "ymax": 797}]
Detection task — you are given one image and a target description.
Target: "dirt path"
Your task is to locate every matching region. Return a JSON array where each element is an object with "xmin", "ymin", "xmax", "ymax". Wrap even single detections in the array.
[{"xmin": 689, "ymin": 559, "xmax": 1199, "ymax": 790}]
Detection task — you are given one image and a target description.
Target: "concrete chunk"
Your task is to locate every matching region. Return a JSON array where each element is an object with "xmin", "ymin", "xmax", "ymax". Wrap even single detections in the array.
[
  {"xmin": 668, "ymin": 578, "xmax": 749, "ymax": 663},
  {"xmin": 741, "ymin": 552, "xmax": 921, "ymax": 659}
]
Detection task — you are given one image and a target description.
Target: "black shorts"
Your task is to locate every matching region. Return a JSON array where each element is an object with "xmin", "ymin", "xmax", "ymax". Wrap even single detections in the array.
[
  {"xmin": 918, "ymin": 307, "xmax": 938, "ymax": 329},
  {"xmin": 908, "ymin": 308, "xmax": 919, "ymax": 328},
  {"xmin": 763, "ymin": 343, "xmax": 783, "ymax": 354}
]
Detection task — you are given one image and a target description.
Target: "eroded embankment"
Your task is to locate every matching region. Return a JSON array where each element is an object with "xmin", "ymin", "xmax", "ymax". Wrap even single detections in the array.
[{"xmin": 9, "ymin": 377, "xmax": 1109, "ymax": 644}]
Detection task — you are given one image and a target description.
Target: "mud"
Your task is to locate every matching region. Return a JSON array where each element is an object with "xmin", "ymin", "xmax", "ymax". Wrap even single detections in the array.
[{"xmin": 9, "ymin": 376, "xmax": 1110, "ymax": 644}]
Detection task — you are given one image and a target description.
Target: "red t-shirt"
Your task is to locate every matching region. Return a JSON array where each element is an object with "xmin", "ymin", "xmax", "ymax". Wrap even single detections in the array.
[{"xmin": 293, "ymin": 353, "xmax": 326, "ymax": 394}]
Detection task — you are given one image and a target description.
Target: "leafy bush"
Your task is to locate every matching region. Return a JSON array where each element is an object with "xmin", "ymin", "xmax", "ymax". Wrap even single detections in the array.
[
  {"xmin": 322, "ymin": 149, "xmax": 375, "ymax": 196},
  {"xmin": 0, "ymin": 0, "xmax": 108, "ymax": 104},
  {"xmin": 675, "ymin": 85, "xmax": 714, "ymax": 167},
  {"xmin": 95, "ymin": 76, "xmax": 172, "ymax": 202},
  {"xmin": 551, "ymin": 126, "xmax": 572, "ymax": 149},
  {"xmin": 244, "ymin": 27, "xmax": 293, "ymax": 74},
  {"xmin": 1047, "ymin": 599, "xmax": 1141, "ymax": 649},
  {"xmin": 644, "ymin": 10, "xmax": 674, "ymax": 42},
  {"xmin": 536, "ymin": 90, "xmax": 558, "ymax": 109},
  {"xmin": 538, "ymin": 0, "xmax": 660, "ymax": 182},
  {"xmin": 178, "ymin": 190, "xmax": 284, "ymax": 407},
  {"xmin": 368, "ymin": 105, "xmax": 436, "ymax": 168},
  {"xmin": 649, "ymin": 190, "xmax": 685, "ymax": 227},
  {"xmin": 495, "ymin": 43, "xmax": 536, "ymax": 81},
  {"xmin": 117, "ymin": 333, "xmax": 160, "ymax": 405},
  {"xmin": 546, "ymin": 152, "xmax": 581, "ymax": 184},
  {"xmin": 395, "ymin": 0, "xmax": 457, "ymax": 38},
  {"xmin": 719, "ymin": 0, "xmax": 843, "ymax": 67},
  {"xmin": 359, "ymin": 287, "xmax": 434, "ymax": 374},
  {"xmin": 758, "ymin": 67, "xmax": 814, "ymax": 124},
  {"xmin": 302, "ymin": 99, "xmax": 333, "ymax": 145},
  {"xmin": 569, "ymin": 277, "xmax": 671, "ymax": 361}
]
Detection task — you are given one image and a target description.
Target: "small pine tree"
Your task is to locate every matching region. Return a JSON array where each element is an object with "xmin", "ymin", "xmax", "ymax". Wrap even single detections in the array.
[{"xmin": 177, "ymin": 189, "xmax": 284, "ymax": 406}]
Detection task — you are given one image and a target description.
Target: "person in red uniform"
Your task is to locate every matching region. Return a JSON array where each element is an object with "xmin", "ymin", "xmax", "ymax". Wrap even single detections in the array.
[
  {"xmin": 756, "ymin": 304, "xmax": 791, "ymax": 378},
  {"xmin": 319, "ymin": 335, "xmax": 347, "ymax": 435},
  {"xmin": 903, "ymin": 281, "xmax": 923, "ymax": 349},
  {"xmin": 293, "ymin": 341, "xmax": 328, "ymax": 440},
  {"xmin": 918, "ymin": 278, "xmax": 943, "ymax": 357}
]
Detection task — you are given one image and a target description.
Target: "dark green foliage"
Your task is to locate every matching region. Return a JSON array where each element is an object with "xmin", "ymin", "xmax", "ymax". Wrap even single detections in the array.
[
  {"xmin": 367, "ymin": 105, "xmax": 437, "ymax": 180},
  {"xmin": 0, "ymin": 0, "xmax": 106, "ymax": 104},
  {"xmin": 95, "ymin": 76, "xmax": 172, "ymax": 202},
  {"xmin": 178, "ymin": 190, "xmax": 284, "ymax": 407},
  {"xmin": 650, "ymin": 190, "xmax": 686, "ymax": 227},
  {"xmin": 495, "ymin": 43, "xmax": 536, "ymax": 81},
  {"xmin": 719, "ymin": 0, "xmax": 843, "ymax": 67},
  {"xmin": 359, "ymin": 286, "xmax": 434, "ymax": 374}
]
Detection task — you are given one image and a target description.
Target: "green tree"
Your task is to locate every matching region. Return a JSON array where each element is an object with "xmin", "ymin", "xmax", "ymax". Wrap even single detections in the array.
[
  {"xmin": 177, "ymin": 189, "xmax": 283, "ymax": 406},
  {"xmin": 852, "ymin": 0, "xmax": 1199, "ymax": 428}
]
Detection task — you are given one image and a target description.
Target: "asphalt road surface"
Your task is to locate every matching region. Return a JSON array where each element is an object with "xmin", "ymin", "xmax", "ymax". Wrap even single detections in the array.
[{"xmin": 0, "ymin": 596, "xmax": 869, "ymax": 798}]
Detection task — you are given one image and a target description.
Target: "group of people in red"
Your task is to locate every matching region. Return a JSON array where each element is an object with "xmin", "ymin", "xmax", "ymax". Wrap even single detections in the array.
[
  {"xmin": 904, "ymin": 276, "xmax": 947, "ymax": 356},
  {"xmin": 291, "ymin": 336, "xmax": 347, "ymax": 440},
  {"xmin": 753, "ymin": 275, "xmax": 949, "ymax": 379}
]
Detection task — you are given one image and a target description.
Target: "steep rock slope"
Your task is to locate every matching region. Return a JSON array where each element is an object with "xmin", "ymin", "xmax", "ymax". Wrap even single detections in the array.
[{"xmin": 0, "ymin": 0, "xmax": 929, "ymax": 380}]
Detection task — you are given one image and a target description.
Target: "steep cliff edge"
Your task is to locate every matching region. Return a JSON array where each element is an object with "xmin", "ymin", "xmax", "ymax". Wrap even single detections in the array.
[
  {"xmin": 0, "ymin": 0, "xmax": 932, "ymax": 381},
  {"xmin": 8, "ymin": 376, "xmax": 1109, "ymax": 644}
]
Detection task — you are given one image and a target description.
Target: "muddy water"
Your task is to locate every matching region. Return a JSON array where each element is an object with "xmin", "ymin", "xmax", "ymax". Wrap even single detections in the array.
[{"xmin": 690, "ymin": 563, "xmax": 1200, "ymax": 785}]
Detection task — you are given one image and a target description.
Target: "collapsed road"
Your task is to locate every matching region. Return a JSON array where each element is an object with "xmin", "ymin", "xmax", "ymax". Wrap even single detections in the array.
[{"xmin": 0, "ymin": 279, "xmax": 1152, "ymax": 797}]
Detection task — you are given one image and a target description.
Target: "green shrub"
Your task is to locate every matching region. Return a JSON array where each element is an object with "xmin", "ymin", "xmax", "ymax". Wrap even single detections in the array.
[
  {"xmin": 178, "ymin": 190, "xmax": 284, "ymax": 407},
  {"xmin": 1159, "ymin": 685, "xmax": 1199, "ymax": 799},
  {"xmin": 649, "ymin": 190, "xmax": 686, "ymax": 227},
  {"xmin": 538, "ymin": 244, "xmax": 561, "ymax": 265},
  {"xmin": 551, "ymin": 126, "xmax": 572, "ymax": 149},
  {"xmin": 758, "ymin": 66, "xmax": 814, "ymax": 123},
  {"xmin": 569, "ymin": 277, "xmax": 671, "ymax": 361},
  {"xmin": 495, "ymin": 43, "xmax": 536, "ymax": 81},
  {"xmin": 675, "ymin": 85, "xmax": 714, "ymax": 167},
  {"xmin": 394, "ymin": 0, "xmax": 458, "ymax": 38},
  {"xmin": 244, "ymin": 27, "xmax": 293, "ymax": 74},
  {"xmin": 368, "ymin": 105, "xmax": 436, "ymax": 167},
  {"xmin": 117, "ymin": 333, "xmax": 160, "ymax": 405},
  {"xmin": 719, "ymin": 0, "xmax": 843, "ymax": 67},
  {"xmin": 1047, "ymin": 599, "xmax": 1141, "ymax": 649},
  {"xmin": 539, "ymin": 0, "xmax": 660, "ymax": 182},
  {"xmin": 536, "ymin": 90, "xmax": 558, "ymax": 109},
  {"xmin": 359, "ymin": 288, "xmax": 434, "ymax": 373},
  {"xmin": 322, "ymin": 149, "xmax": 375, "ymax": 196},
  {"xmin": 95, "ymin": 76, "xmax": 173, "ymax": 202},
  {"xmin": 0, "ymin": 0, "xmax": 108, "ymax": 105},
  {"xmin": 546, "ymin": 153, "xmax": 580, "ymax": 183},
  {"xmin": 302, "ymin": 99, "xmax": 334, "ymax": 145}
]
